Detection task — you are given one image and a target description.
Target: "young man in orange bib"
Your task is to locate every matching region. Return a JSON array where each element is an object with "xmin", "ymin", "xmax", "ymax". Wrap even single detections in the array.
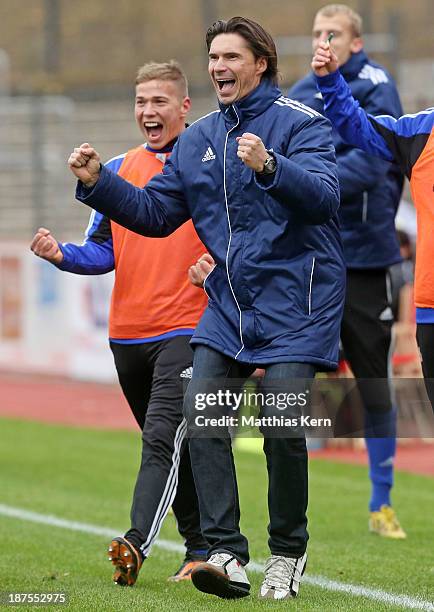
[{"xmin": 30, "ymin": 61, "xmax": 208, "ymax": 586}]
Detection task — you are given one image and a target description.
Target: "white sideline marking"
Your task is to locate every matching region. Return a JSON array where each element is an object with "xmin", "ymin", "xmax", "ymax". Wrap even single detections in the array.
[{"xmin": 1, "ymin": 503, "xmax": 433, "ymax": 611}]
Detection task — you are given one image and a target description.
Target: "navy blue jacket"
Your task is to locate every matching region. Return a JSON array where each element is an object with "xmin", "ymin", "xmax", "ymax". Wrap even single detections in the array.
[
  {"xmin": 76, "ymin": 78, "xmax": 345, "ymax": 368},
  {"xmin": 288, "ymin": 50, "xmax": 403, "ymax": 268}
]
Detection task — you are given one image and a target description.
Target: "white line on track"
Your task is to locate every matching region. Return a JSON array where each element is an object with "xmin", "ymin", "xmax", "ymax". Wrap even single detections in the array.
[{"xmin": 1, "ymin": 503, "xmax": 433, "ymax": 611}]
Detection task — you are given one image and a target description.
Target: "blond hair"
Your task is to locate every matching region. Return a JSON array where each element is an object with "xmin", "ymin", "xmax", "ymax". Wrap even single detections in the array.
[
  {"xmin": 135, "ymin": 60, "xmax": 188, "ymax": 98},
  {"xmin": 316, "ymin": 4, "xmax": 363, "ymax": 38}
]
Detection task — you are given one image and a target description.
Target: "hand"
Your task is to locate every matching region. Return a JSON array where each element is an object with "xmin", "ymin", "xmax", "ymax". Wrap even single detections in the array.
[
  {"xmin": 311, "ymin": 41, "xmax": 339, "ymax": 77},
  {"xmin": 30, "ymin": 227, "xmax": 63, "ymax": 264},
  {"xmin": 68, "ymin": 142, "xmax": 101, "ymax": 187},
  {"xmin": 236, "ymin": 133, "xmax": 268, "ymax": 172},
  {"xmin": 188, "ymin": 253, "xmax": 216, "ymax": 288}
]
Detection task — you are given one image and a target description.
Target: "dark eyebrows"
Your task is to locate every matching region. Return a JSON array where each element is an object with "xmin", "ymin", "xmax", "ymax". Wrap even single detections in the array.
[{"xmin": 208, "ymin": 51, "xmax": 242, "ymax": 59}]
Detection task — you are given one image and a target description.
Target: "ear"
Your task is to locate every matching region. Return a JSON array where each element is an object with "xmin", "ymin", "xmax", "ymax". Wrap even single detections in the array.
[
  {"xmin": 181, "ymin": 96, "xmax": 192, "ymax": 117},
  {"xmin": 256, "ymin": 56, "xmax": 268, "ymax": 77},
  {"xmin": 350, "ymin": 37, "xmax": 363, "ymax": 54}
]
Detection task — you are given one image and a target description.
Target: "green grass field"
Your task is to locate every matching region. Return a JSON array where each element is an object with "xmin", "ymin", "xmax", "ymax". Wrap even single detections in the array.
[{"xmin": 1, "ymin": 417, "xmax": 433, "ymax": 611}]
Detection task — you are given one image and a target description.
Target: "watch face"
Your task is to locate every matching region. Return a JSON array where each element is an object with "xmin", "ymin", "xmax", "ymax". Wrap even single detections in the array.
[{"xmin": 265, "ymin": 156, "xmax": 276, "ymax": 173}]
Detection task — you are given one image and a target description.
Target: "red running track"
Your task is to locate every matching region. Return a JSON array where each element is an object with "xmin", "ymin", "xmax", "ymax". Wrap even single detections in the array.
[
  {"xmin": 310, "ymin": 445, "xmax": 434, "ymax": 477},
  {"xmin": 0, "ymin": 371, "xmax": 137, "ymax": 431},
  {"xmin": 0, "ymin": 371, "xmax": 433, "ymax": 476}
]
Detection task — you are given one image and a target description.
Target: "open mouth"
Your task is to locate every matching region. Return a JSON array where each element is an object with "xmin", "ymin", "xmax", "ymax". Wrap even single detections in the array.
[
  {"xmin": 216, "ymin": 78, "xmax": 236, "ymax": 93},
  {"xmin": 144, "ymin": 121, "xmax": 163, "ymax": 141}
]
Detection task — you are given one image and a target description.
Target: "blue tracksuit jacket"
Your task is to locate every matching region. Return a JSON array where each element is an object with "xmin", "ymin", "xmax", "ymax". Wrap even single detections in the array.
[
  {"xmin": 288, "ymin": 50, "xmax": 403, "ymax": 269},
  {"xmin": 76, "ymin": 78, "xmax": 346, "ymax": 368},
  {"xmin": 315, "ymin": 68, "xmax": 434, "ymax": 322}
]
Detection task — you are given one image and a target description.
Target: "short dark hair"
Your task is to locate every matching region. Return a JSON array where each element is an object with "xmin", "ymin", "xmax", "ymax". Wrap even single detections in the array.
[{"xmin": 206, "ymin": 17, "xmax": 279, "ymax": 85}]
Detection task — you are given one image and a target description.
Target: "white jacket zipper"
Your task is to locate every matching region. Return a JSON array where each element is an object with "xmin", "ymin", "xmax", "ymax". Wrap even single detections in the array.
[
  {"xmin": 308, "ymin": 257, "xmax": 316, "ymax": 316},
  {"xmin": 223, "ymin": 106, "xmax": 244, "ymax": 359}
]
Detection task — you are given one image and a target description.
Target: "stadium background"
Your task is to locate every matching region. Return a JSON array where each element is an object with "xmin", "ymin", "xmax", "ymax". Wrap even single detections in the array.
[{"xmin": 0, "ymin": 2, "xmax": 433, "ymax": 609}]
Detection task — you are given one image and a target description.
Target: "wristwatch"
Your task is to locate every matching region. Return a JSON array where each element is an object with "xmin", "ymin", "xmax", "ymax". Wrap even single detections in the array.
[{"xmin": 259, "ymin": 151, "xmax": 277, "ymax": 175}]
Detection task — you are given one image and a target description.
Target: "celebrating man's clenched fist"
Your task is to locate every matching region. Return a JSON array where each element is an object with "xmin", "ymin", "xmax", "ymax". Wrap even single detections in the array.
[
  {"xmin": 30, "ymin": 227, "xmax": 63, "ymax": 264},
  {"xmin": 68, "ymin": 143, "xmax": 101, "ymax": 188},
  {"xmin": 236, "ymin": 133, "xmax": 268, "ymax": 173}
]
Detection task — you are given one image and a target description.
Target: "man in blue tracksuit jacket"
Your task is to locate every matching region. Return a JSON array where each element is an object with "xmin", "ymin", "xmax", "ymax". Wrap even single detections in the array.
[
  {"xmin": 69, "ymin": 17, "xmax": 345, "ymax": 601},
  {"xmin": 288, "ymin": 4, "xmax": 406, "ymax": 539}
]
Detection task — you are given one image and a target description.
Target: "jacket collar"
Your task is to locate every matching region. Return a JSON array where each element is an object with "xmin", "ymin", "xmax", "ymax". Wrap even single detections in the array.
[
  {"xmin": 339, "ymin": 49, "xmax": 369, "ymax": 81},
  {"xmin": 219, "ymin": 78, "xmax": 281, "ymax": 125},
  {"xmin": 145, "ymin": 140, "xmax": 176, "ymax": 154}
]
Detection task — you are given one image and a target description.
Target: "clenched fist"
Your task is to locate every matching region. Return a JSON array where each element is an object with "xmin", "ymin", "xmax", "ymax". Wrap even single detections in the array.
[
  {"xmin": 188, "ymin": 253, "xmax": 216, "ymax": 288},
  {"xmin": 311, "ymin": 41, "xmax": 339, "ymax": 77},
  {"xmin": 236, "ymin": 133, "xmax": 268, "ymax": 172},
  {"xmin": 68, "ymin": 142, "xmax": 101, "ymax": 187},
  {"xmin": 30, "ymin": 228, "xmax": 63, "ymax": 264}
]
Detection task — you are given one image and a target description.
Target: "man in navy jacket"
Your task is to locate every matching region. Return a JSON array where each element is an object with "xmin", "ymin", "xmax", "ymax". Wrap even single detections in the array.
[
  {"xmin": 69, "ymin": 17, "xmax": 345, "ymax": 601},
  {"xmin": 289, "ymin": 4, "xmax": 406, "ymax": 539}
]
